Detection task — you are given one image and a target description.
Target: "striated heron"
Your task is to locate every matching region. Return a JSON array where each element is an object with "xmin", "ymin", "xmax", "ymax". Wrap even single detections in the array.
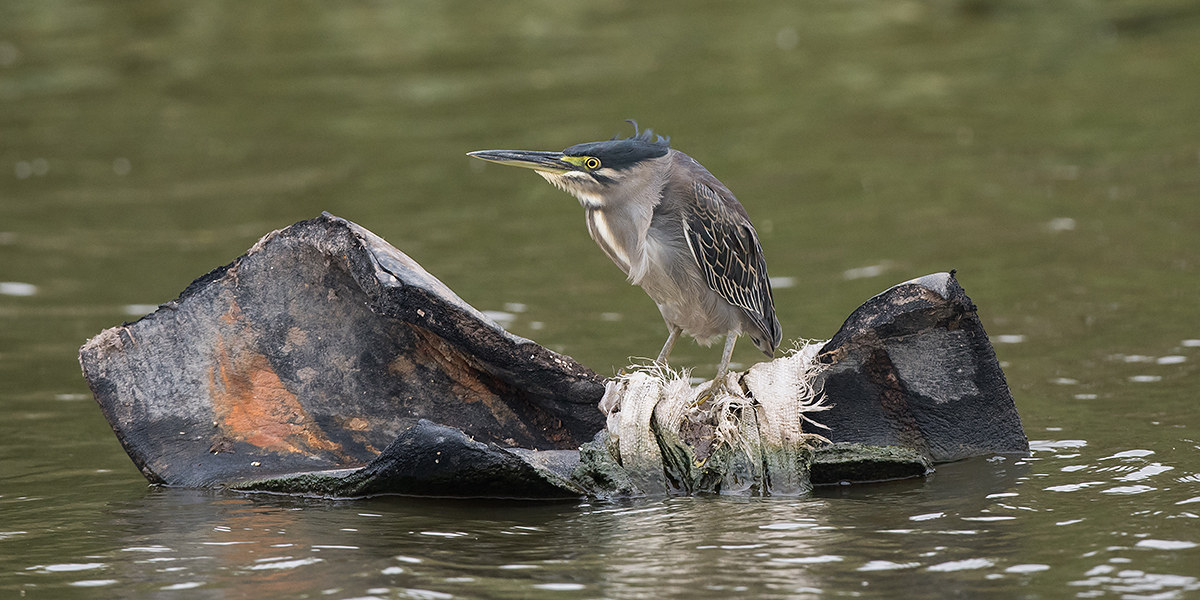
[{"xmin": 469, "ymin": 124, "xmax": 781, "ymax": 396}]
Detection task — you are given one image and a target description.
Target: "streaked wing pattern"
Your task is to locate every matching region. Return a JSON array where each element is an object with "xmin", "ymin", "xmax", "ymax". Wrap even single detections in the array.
[{"xmin": 682, "ymin": 181, "xmax": 780, "ymax": 348}]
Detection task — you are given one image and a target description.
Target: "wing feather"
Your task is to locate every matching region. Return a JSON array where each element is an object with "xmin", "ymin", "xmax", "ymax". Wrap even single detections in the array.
[{"xmin": 682, "ymin": 181, "xmax": 782, "ymax": 351}]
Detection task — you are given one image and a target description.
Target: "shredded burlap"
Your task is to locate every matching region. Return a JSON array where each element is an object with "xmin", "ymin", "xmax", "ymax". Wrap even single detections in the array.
[{"xmin": 590, "ymin": 340, "xmax": 830, "ymax": 496}]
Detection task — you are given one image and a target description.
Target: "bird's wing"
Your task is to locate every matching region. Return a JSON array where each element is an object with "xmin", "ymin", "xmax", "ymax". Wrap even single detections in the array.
[{"xmin": 682, "ymin": 181, "xmax": 781, "ymax": 350}]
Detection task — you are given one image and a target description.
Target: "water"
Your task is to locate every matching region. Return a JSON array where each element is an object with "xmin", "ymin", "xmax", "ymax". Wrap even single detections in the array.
[{"xmin": 2, "ymin": 1, "xmax": 1198, "ymax": 597}]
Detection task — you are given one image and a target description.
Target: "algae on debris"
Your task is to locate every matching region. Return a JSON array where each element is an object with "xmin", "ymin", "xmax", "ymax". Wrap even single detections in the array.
[
  {"xmin": 810, "ymin": 443, "xmax": 933, "ymax": 485},
  {"xmin": 578, "ymin": 344, "xmax": 833, "ymax": 497}
]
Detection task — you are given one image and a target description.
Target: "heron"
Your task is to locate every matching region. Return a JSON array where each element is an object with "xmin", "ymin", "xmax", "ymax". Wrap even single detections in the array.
[{"xmin": 468, "ymin": 124, "xmax": 781, "ymax": 398}]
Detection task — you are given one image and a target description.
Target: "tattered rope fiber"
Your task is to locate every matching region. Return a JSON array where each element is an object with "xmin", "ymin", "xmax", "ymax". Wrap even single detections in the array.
[{"xmin": 598, "ymin": 340, "xmax": 831, "ymax": 495}]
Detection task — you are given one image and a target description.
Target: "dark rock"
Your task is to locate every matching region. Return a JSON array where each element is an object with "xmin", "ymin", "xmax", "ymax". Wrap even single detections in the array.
[
  {"xmin": 810, "ymin": 443, "xmax": 933, "ymax": 485},
  {"xmin": 815, "ymin": 272, "xmax": 1029, "ymax": 462},
  {"xmin": 80, "ymin": 213, "xmax": 606, "ymax": 490}
]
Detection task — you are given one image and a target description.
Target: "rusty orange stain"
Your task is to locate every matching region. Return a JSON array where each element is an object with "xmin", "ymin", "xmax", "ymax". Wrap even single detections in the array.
[
  {"xmin": 208, "ymin": 300, "xmax": 349, "ymax": 461},
  {"xmin": 402, "ymin": 324, "xmax": 530, "ymax": 436}
]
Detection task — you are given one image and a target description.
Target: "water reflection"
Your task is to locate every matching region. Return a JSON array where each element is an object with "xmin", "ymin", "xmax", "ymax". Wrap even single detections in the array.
[{"xmin": 1, "ymin": 435, "xmax": 1196, "ymax": 598}]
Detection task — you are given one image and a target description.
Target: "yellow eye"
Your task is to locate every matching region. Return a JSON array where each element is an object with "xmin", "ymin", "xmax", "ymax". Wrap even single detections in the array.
[{"xmin": 584, "ymin": 157, "xmax": 601, "ymax": 170}]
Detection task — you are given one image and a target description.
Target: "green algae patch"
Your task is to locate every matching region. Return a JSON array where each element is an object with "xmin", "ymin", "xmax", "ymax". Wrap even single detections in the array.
[{"xmin": 810, "ymin": 443, "xmax": 933, "ymax": 485}]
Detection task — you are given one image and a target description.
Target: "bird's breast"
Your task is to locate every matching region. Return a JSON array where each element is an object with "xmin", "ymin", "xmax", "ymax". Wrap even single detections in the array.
[
  {"xmin": 585, "ymin": 209, "xmax": 633, "ymax": 274},
  {"xmin": 639, "ymin": 231, "xmax": 745, "ymax": 343}
]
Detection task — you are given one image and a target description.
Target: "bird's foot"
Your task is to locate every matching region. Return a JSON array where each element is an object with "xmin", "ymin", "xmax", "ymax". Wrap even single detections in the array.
[{"xmin": 691, "ymin": 377, "xmax": 730, "ymax": 408}]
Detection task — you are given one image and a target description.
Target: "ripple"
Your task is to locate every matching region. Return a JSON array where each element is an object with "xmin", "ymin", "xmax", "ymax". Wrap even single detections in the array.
[
  {"xmin": 69, "ymin": 579, "xmax": 118, "ymax": 587},
  {"xmin": 927, "ymin": 558, "xmax": 994, "ymax": 572},
  {"xmin": 123, "ymin": 304, "xmax": 158, "ymax": 316},
  {"xmin": 773, "ymin": 555, "xmax": 844, "ymax": 564},
  {"xmin": 1045, "ymin": 481, "xmax": 1106, "ymax": 492},
  {"xmin": 1117, "ymin": 464, "xmax": 1174, "ymax": 481},
  {"xmin": 254, "ymin": 556, "xmax": 296, "ymax": 563},
  {"xmin": 1115, "ymin": 354, "xmax": 1157, "ymax": 363},
  {"xmin": 1047, "ymin": 217, "xmax": 1076, "ymax": 231},
  {"xmin": 1030, "ymin": 439, "xmax": 1088, "ymax": 451},
  {"xmin": 29, "ymin": 563, "xmax": 106, "ymax": 573},
  {"xmin": 760, "ymin": 521, "xmax": 818, "ymax": 530},
  {"xmin": 858, "ymin": 560, "xmax": 920, "ymax": 571},
  {"xmin": 1100, "ymin": 485, "xmax": 1155, "ymax": 495},
  {"xmin": 482, "ymin": 310, "xmax": 517, "ymax": 326},
  {"xmin": 0, "ymin": 282, "xmax": 37, "ymax": 296},
  {"xmin": 1101, "ymin": 449, "xmax": 1154, "ymax": 460},
  {"xmin": 1006, "ymin": 564, "xmax": 1051, "ymax": 574},
  {"xmin": 1069, "ymin": 570, "xmax": 1200, "ymax": 595},
  {"xmin": 843, "ymin": 264, "xmax": 887, "ymax": 280},
  {"xmin": 1130, "ymin": 375, "xmax": 1163, "ymax": 383},
  {"xmin": 909, "ymin": 512, "xmax": 944, "ymax": 521},
  {"xmin": 161, "ymin": 582, "xmax": 204, "ymax": 590},
  {"xmin": 399, "ymin": 589, "xmax": 453, "ymax": 600},
  {"xmin": 245, "ymin": 557, "xmax": 323, "ymax": 570},
  {"xmin": 993, "ymin": 335, "xmax": 1026, "ymax": 344},
  {"xmin": 1135, "ymin": 540, "xmax": 1198, "ymax": 550},
  {"xmin": 122, "ymin": 545, "xmax": 173, "ymax": 553},
  {"xmin": 533, "ymin": 583, "xmax": 585, "ymax": 591}
]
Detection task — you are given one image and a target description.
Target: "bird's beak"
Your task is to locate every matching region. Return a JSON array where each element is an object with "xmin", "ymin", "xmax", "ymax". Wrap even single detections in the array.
[{"xmin": 467, "ymin": 150, "xmax": 573, "ymax": 175}]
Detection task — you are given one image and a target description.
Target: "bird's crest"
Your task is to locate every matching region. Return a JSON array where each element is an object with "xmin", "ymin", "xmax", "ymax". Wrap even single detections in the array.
[{"xmin": 614, "ymin": 119, "xmax": 671, "ymax": 147}]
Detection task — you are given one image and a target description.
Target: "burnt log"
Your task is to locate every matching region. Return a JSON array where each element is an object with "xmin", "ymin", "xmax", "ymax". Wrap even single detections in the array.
[
  {"xmin": 815, "ymin": 272, "xmax": 1029, "ymax": 461},
  {"xmin": 79, "ymin": 213, "xmax": 606, "ymax": 489},
  {"xmin": 79, "ymin": 214, "xmax": 1026, "ymax": 498}
]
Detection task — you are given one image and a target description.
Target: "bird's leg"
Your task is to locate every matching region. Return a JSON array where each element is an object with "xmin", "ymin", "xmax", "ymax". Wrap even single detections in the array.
[
  {"xmin": 696, "ymin": 333, "xmax": 739, "ymax": 406},
  {"xmin": 656, "ymin": 325, "xmax": 682, "ymax": 364}
]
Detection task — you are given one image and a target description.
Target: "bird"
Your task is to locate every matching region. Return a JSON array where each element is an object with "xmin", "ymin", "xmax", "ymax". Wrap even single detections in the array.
[{"xmin": 468, "ymin": 123, "xmax": 781, "ymax": 398}]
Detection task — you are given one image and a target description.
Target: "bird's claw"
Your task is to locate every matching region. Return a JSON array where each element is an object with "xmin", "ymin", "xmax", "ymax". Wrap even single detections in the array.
[{"xmin": 690, "ymin": 380, "xmax": 729, "ymax": 408}]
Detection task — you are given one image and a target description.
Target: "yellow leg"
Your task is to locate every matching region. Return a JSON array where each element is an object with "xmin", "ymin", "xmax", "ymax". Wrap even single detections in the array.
[
  {"xmin": 713, "ymin": 333, "xmax": 737, "ymax": 387},
  {"xmin": 695, "ymin": 333, "xmax": 738, "ymax": 406}
]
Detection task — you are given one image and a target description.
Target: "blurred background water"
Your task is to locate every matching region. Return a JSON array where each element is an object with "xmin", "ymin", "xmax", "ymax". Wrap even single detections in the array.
[{"xmin": 1, "ymin": 0, "xmax": 1198, "ymax": 598}]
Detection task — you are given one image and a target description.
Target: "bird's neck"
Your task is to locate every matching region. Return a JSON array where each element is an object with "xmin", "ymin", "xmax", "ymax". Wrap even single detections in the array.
[{"xmin": 582, "ymin": 168, "xmax": 669, "ymax": 284}]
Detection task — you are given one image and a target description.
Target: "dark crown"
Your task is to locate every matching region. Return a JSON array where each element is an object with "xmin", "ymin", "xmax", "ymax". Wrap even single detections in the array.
[{"xmin": 563, "ymin": 123, "xmax": 670, "ymax": 170}]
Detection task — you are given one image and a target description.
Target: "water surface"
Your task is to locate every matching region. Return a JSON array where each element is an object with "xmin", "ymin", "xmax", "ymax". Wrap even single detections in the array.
[{"xmin": 2, "ymin": 1, "xmax": 1198, "ymax": 597}]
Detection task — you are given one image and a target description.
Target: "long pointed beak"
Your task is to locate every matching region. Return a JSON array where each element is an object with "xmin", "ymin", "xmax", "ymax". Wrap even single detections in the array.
[{"xmin": 467, "ymin": 150, "xmax": 573, "ymax": 174}]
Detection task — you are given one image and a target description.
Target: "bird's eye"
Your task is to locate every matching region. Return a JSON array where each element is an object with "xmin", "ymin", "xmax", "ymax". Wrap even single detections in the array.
[{"xmin": 584, "ymin": 157, "xmax": 601, "ymax": 170}]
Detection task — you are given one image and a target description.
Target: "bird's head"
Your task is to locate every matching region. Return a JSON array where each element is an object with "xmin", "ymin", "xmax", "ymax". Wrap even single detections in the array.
[{"xmin": 469, "ymin": 124, "xmax": 671, "ymax": 208}]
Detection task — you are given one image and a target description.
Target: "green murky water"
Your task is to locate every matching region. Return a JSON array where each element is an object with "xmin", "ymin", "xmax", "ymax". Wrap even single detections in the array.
[{"xmin": 2, "ymin": 1, "xmax": 1198, "ymax": 597}]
